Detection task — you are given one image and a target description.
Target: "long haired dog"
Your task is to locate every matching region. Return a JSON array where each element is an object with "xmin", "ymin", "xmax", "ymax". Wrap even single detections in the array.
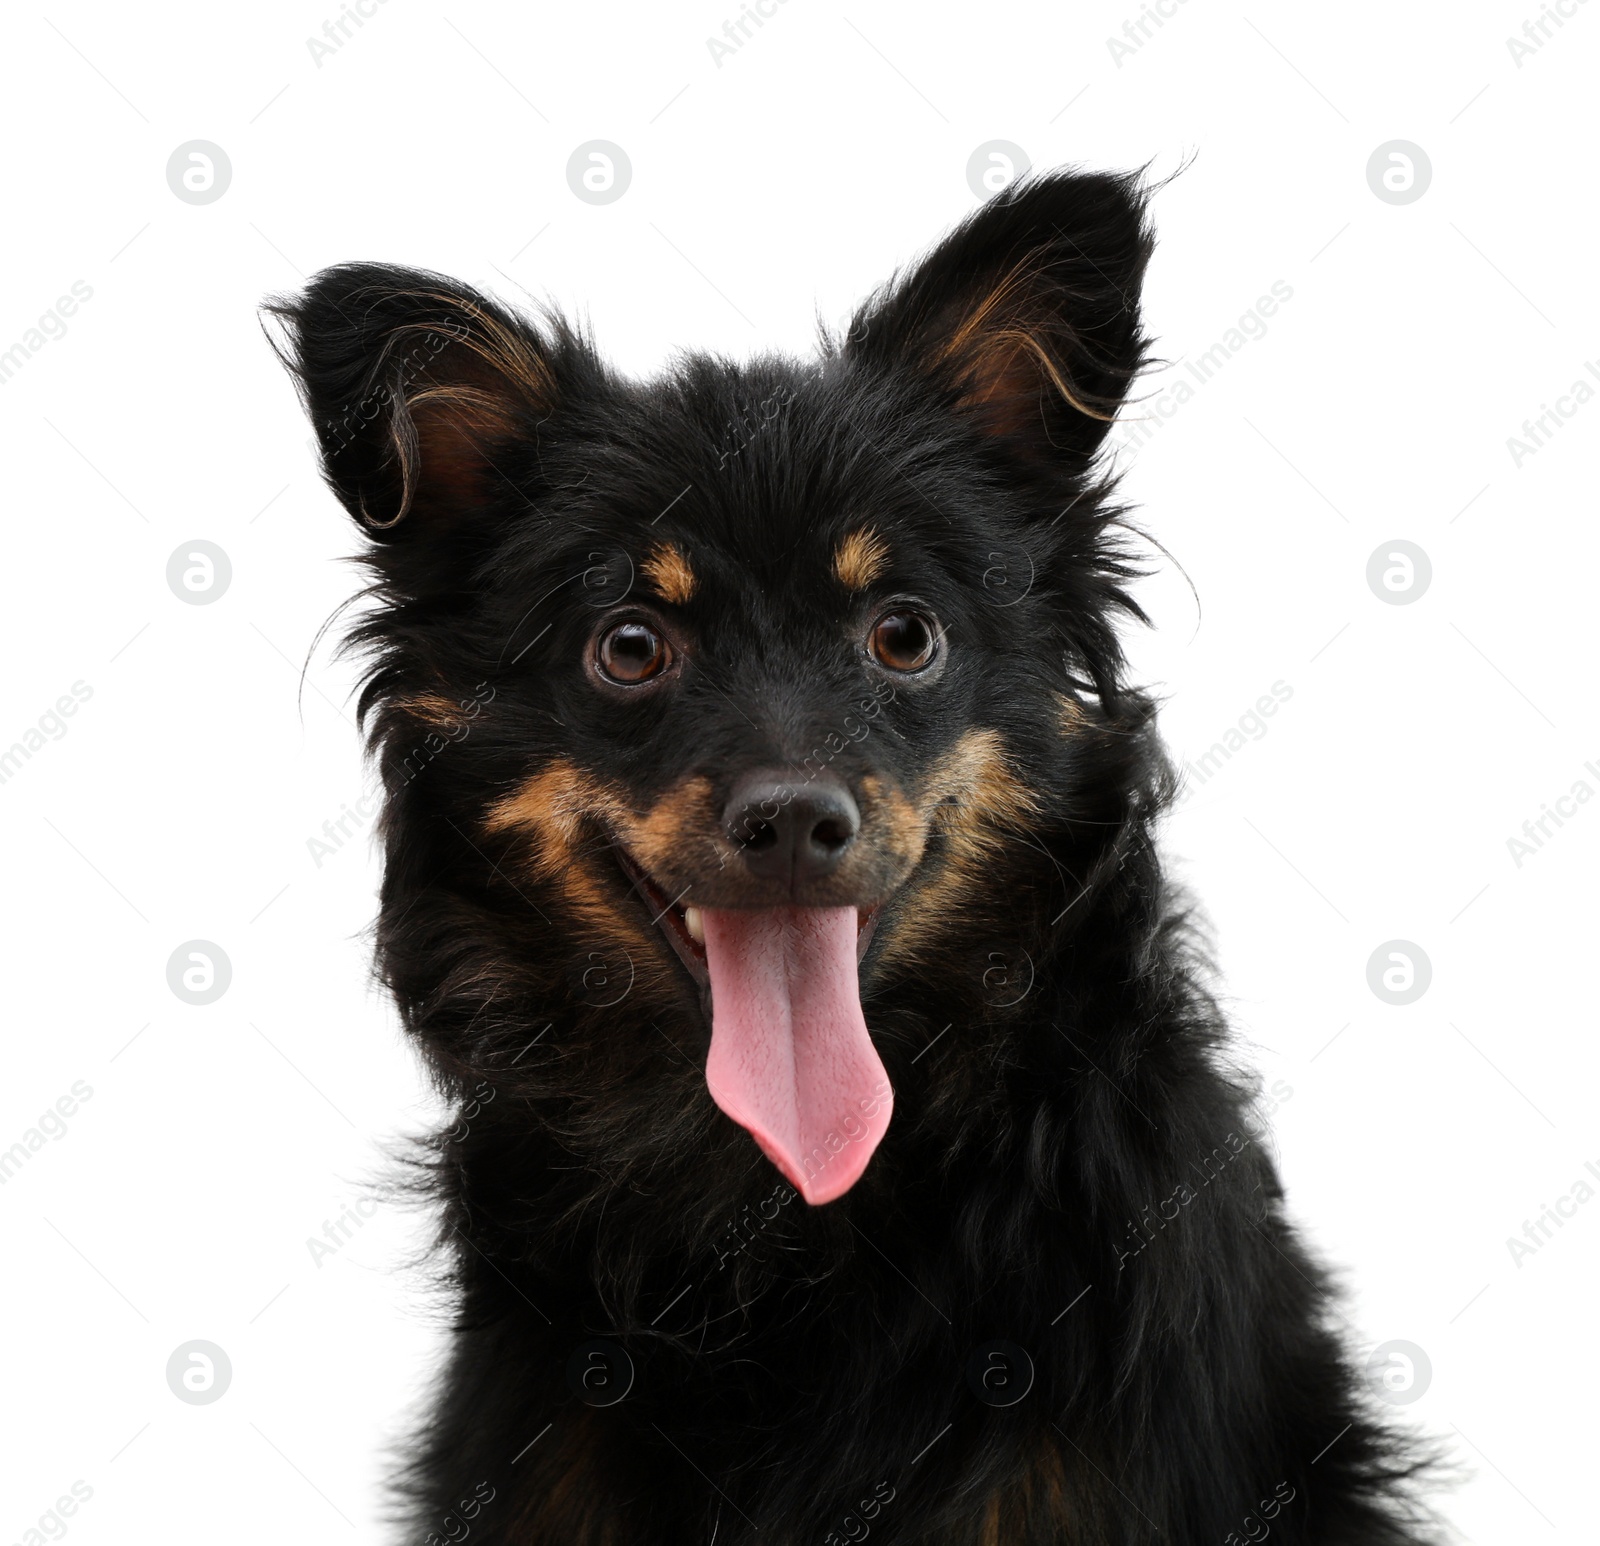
[{"xmin": 270, "ymin": 171, "xmax": 1429, "ymax": 1544}]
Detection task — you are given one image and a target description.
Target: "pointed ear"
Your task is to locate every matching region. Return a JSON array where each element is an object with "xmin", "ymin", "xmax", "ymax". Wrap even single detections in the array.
[
  {"xmin": 845, "ymin": 171, "xmax": 1154, "ymax": 464},
  {"xmin": 265, "ymin": 264, "xmax": 556, "ymax": 537}
]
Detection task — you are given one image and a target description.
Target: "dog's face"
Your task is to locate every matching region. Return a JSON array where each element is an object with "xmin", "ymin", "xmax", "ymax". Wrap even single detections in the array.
[{"xmin": 271, "ymin": 172, "xmax": 1154, "ymax": 1207}]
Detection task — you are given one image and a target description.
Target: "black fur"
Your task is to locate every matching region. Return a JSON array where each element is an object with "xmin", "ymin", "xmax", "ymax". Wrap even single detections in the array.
[{"xmin": 268, "ymin": 170, "xmax": 1433, "ymax": 1544}]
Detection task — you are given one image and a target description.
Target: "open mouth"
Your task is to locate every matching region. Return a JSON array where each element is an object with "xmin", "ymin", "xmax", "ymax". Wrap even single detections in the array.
[
  {"xmin": 613, "ymin": 846, "xmax": 891, "ymax": 1206},
  {"xmin": 613, "ymin": 848, "xmax": 880, "ymax": 991}
]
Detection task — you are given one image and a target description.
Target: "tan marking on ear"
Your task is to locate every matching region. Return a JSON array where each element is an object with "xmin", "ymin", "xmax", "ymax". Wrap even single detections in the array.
[
  {"xmin": 386, "ymin": 290, "xmax": 555, "ymax": 414},
  {"xmin": 353, "ymin": 289, "xmax": 558, "ymax": 528},
  {"xmin": 1054, "ymin": 691, "xmax": 1089, "ymax": 732},
  {"xmin": 873, "ymin": 729, "xmax": 1040, "ymax": 973},
  {"xmin": 834, "ymin": 527, "xmax": 891, "ymax": 591},
  {"xmin": 391, "ymin": 692, "xmax": 477, "ymax": 729},
  {"xmin": 933, "ymin": 252, "xmax": 1114, "ymax": 434},
  {"xmin": 640, "ymin": 541, "xmax": 697, "ymax": 605}
]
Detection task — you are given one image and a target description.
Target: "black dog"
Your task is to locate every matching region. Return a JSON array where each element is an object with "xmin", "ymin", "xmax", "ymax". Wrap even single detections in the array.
[{"xmin": 270, "ymin": 171, "xmax": 1430, "ymax": 1544}]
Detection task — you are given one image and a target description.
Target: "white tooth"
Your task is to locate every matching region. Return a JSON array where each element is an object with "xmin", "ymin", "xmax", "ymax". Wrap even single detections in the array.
[{"xmin": 684, "ymin": 905, "xmax": 705, "ymax": 945}]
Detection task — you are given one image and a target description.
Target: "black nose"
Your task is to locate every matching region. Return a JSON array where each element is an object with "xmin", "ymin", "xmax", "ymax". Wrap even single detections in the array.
[{"xmin": 722, "ymin": 770, "xmax": 860, "ymax": 888}]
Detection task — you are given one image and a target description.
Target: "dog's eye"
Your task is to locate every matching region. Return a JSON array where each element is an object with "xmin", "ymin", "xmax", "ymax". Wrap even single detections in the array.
[
  {"xmin": 869, "ymin": 611, "xmax": 938, "ymax": 672},
  {"xmin": 597, "ymin": 622, "xmax": 672, "ymax": 684}
]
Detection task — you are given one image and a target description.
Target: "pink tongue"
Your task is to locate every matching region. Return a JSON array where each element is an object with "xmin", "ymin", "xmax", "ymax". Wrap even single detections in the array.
[{"xmin": 701, "ymin": 907, "xmax": 892, "ymax": 1206}]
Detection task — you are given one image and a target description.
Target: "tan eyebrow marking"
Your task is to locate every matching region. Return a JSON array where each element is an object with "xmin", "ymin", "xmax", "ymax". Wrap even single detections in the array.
[
  {"xmin": 834, "ymin": 527, "xmax": 890, "ymax": 591},
  {"xmin": 639, "ymin": 541, "xmax": 696, "ymax": 605}
]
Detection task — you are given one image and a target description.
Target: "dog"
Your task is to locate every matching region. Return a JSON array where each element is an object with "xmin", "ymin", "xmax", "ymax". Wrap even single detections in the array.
[{"xmin": 269, "ymin": 170, "xmax": 1430, "ymax": 1544}]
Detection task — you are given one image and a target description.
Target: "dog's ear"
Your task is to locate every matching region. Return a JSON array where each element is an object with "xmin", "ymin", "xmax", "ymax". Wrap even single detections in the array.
[
  {"xmin": 845, "ymin": 171, "xmax": 1153, "ymax": 464},
  {"xmin": 265, "ymin": 264, "xmax": 556, "ymax": 539}
]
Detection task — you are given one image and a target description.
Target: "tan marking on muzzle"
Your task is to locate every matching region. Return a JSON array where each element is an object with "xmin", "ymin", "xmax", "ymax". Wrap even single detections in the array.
[
  {"xmin": 486, "ymin": 762, "xmax": 723, "ymax": 913},
  {"xmin": 483, "ymin": 762, "xmax": 677, "ymax": 995},
  {"xmin": 873, "ymin": 728, "xmax": 1040, "ymax": 971}
]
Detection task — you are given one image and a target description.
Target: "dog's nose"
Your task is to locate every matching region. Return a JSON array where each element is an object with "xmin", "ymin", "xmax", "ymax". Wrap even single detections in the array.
[{"xmin": 722, "ymin": 771, "xmax": 860, "ymax": 887}]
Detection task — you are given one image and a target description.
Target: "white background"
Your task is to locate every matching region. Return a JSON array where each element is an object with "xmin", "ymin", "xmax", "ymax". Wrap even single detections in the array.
[{"xmin": 1, "ymin": 2, "xmax": 1595, "ymax": 1540}]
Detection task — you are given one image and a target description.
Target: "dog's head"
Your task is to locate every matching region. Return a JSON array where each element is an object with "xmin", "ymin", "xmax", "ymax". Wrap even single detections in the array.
[{"xmin": 269, "ymin": 171, "xmax": 1157, "ymax": 1207}]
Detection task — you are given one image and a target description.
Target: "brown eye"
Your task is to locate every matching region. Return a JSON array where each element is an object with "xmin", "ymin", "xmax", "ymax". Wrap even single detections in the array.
[
  {"xmin": 597, "ymin": 622, "xmax": 672, "ymax": 684},
  {"xmin": 869, "ymin": 610, "xmax": 938, "ymax": 672}
]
